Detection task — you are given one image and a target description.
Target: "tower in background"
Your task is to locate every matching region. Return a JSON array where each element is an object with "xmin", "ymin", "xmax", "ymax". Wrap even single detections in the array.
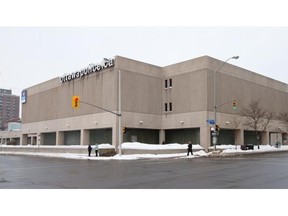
[{"xmin": 0, "ymin": 88, "xmax": 20, "ymax": 130}]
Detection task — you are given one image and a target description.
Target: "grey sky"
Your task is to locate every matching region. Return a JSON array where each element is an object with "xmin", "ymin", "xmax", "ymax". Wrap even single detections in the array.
[{"xmin": 1, "ymin": 27, "xmax": 288, "ymax": 98}]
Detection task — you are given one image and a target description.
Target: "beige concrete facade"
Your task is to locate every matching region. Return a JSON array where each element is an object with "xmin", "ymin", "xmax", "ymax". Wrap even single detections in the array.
[{"xmin": 9, "ymin": 55, "xmax": 287, "ymax": 151}]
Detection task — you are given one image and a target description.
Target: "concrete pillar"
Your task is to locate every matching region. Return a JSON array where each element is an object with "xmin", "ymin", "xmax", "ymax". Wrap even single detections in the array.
[
  {"xmin": 283, "ymin": 133, "xmax": 287, "ymax": 145},
  {"xmin": 262, "ymin": 131, "xmax": 269, "ymax": 145},
  {"xmin": 40, "ymin": 133, "xmax": 44, "ymax": 145},
  {"xmin": 37, "ymin": 133, "xmax": 42, "ymax": 145},
  {"xmin": 200, "ymin": 125, "xmax": 211, "ymax": 152},
  {"xmin": 159, "ymin": 129, "xmax": 165, "ymax": 144},
  {"xmin": 81, "ymin": 129, "xmax": 89, "ymax": 146},
  {"xmin": 20, "ymin": 134, "xmax": 28, "ymax": 145},
  {"xmin": 235, "ymin": 129, "xmax": 244, "ymax": 146},
  {"xmin": 278, "ymin": 133, "xmax": 283, "ymax": 144},
  {"xmin": 56, "ymin": 131, "xmax": 64, "ymax": 146},
  {"xmin": 30, "ymin": 136, "xmax": 34, "ymax": 145}
]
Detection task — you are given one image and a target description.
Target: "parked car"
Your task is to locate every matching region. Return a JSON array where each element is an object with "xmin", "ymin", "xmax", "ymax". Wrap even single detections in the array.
[{"xmin": 240, "ymin": 144, "xmax": 254, "ymax": 150}]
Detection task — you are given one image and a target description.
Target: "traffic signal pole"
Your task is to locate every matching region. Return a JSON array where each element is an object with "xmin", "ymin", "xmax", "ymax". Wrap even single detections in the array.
[
  {"xmin": 76, "ymin": 100, "xmax": 122, "ymax": 155},
  {"xmin": 213, "ymin": 56, "xmax": 239, "ymax": 152},
  {"xmin": 71, "ymin": 71, "xmax": 123, "ymax": 156},
  {"xmin": 118, "ymin": 70, "xmax": 122, "ymax": 156}
]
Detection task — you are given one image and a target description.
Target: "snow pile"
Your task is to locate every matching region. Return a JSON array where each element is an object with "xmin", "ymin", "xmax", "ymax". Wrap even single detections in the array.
[
  {"xmin": 121, "ymin": 142, "xmax": 203, "ymax": 150},
  {"xmin": 222, "ymin": 144, "xmax": 288, "ymax": 154},
  {"xmin": 1, "ymin": 143, "xmax": 288, "ymax": 160}
]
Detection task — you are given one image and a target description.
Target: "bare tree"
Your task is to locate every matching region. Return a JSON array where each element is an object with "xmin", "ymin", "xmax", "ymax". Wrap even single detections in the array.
[{"xmin": 241, "ymin": 99, "xmax": 274, "ymax": 149}]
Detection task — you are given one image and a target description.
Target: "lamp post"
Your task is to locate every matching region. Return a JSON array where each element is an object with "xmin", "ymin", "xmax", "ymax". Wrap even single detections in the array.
[
  {"xmin": 213, "ymin": 56, "xmax": 239, "ymax": 151},
  {"xmin": 118, "ymin": 69, "xmax": 122, "ymax": 156}
]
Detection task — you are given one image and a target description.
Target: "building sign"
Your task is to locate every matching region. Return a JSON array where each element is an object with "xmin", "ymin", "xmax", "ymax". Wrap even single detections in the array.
[
  {"xmin": 21, "ymin": 90, "xmax": 27, "ymax": 104},
  {"xmin": 59, "ymin": 58, "xmax": 115, "ymax": 83}
]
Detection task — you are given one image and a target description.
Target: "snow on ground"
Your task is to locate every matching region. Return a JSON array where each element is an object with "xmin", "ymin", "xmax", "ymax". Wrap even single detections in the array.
[
  {"xmin": 121, "ymin": 142, "xmax": 203, "ymax": 150},
  {"xmin": 1, "ymin": 142, "xmax": 287, "ymax": 160}
]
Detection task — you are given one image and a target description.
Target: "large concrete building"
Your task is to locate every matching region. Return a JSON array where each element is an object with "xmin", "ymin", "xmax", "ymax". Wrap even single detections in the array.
[
  {"xmin": 17, "ymin": 55, "xmax": 288, "ymax": 150},
  {"xmin": 0, "ymin": 89, "xmax": 20, "ymax": 130}
]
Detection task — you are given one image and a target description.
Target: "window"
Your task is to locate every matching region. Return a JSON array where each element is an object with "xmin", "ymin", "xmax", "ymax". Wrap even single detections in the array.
[
  {"xmin": 165, "ymin": 80, "xmax": 168, "ymax": 89},
  {"xmin": 169, "ymin": 78, "xmax": 172, "ymax": 88},
  {"xmin": 169, "ymin": 102, "xmax": 172, "ymax": 112},
  {"xmin": 165, "ymin": 103, "xmax": 168, "ymax": 112}
]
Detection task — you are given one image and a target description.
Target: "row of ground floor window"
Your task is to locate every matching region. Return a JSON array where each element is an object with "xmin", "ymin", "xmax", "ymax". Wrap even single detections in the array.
[{"xmin": 2, "ymin": 128, "xmax": 287, "ymax": 146}]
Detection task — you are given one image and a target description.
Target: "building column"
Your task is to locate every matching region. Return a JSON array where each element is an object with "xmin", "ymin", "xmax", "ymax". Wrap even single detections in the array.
[
  {"xmin": 159, "ymin": 129, "xmax": 165, "ymax": 144},
  {"xmin": 40, "ymin": 133, "xmax": 44, "ymax": 145},
  {"xmin": 20, "ymin": 134, "xmax": 28, "ymax": 145},
  {"xmin": 81, "ymin": 129, "xmax": 89, "ymax": 146},
  {"xmin": 262, "ymin": 131, "xmax": 269, "ymax": 145},
  {"xmin": 56, "ymin": 131, "xmax": 64, "ymax": 146},
  {"xmin": 283, "ymin": 133, "xmax": 287, "ymax": 145},
  {"xmin": 37, "ymin": 133, "xmax": 42, "ymax": 145},
  {"xmin": 200, "ymin": 125, "xmax": 211, "ymax": 152},
  {"xmin": 278, "ymin": 133, "xmax": 283, "ymax": 144},
  {"xmin": 235, "ymin": 129, "xmax": 244, "ymax": 146}
]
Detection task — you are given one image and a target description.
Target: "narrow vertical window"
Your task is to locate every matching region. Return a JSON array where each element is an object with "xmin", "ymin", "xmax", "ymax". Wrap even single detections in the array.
[
  {"xmin": 165, "ymin": 80, "xmax": 168, "ymax": 89},
  {"xmin": 169, "ymin": 102, "xmax": 172, "ymax": 112},
  {"xmin": 169, "ymin": 78, "xmax": 172, "ymax": 88},
  {"xmin": 165, "ymin": 103, "xmax": 168, "ymax": 112}
]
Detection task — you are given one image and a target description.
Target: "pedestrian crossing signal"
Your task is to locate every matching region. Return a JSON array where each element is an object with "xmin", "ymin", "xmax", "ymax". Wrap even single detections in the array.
[
  {"xmin": 215, "ymin": 124, "xmax": 220, "ymax": 132},
  {"xmin": 72, "ymin": 96, "xmax": 80, "ymax": 108}
]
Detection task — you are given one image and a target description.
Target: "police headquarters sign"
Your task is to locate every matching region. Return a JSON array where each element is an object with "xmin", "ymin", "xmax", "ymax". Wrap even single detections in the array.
[{"xmin": 59, "ymin": 58, "xmax": 114, "ymax": 83}]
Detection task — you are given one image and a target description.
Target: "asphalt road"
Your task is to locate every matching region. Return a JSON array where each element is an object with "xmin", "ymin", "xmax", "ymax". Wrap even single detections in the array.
[{"xmin": 1, "ymin": 152, "xmax": 288, "ymax": 189}]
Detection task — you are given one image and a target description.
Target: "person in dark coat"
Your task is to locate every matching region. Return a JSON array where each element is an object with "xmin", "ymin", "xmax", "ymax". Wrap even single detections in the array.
[
  {"xmin": 88, "ymin": 144, "xmax": 92, "ymax": 157},
  {"xmin": 94, "ymin": 143, "xmax": 99, "ymax": 157},
  {"xmin": 187, "ymin": 141, "xmax": 193, "ymax": 156}
]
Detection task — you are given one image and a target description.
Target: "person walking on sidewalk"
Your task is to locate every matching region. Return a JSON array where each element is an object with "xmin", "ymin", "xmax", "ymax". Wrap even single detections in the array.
[
  {"xmin": 94, "ymin": 143, "xmax": 99, "ymax": 157},
  {"xmin": 187, "ymin": 141, "xmax": 193, "ymax": 156},
  {"xmin": 88, "ymin": 144, "xmax": 92, "ymax": 157}
]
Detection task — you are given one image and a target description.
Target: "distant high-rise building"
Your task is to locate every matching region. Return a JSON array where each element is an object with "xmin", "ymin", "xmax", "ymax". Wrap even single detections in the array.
[{"xmin": 0, "ymin": 88, "xmax": 20, "ymax": 130}]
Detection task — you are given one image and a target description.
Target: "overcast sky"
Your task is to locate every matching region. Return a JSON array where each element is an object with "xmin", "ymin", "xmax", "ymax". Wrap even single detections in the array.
[
  {"xmin": 1, "ymin": 26, "xmax": 288, "ymax": 98},
  {"xmin": 1, "ymin": 0, "xmax": 288, "ymax": 98}
]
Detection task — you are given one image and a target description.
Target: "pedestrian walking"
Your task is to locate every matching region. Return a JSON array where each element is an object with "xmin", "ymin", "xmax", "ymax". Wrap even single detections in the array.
[
  {"xmin": 88, "ymin": 144, "xmax": 92, "ymax": 157},
  {"xmin": 187, "ymin": 141, "xmax": 193, "ymax": 156},
  {"xmin": 94, "ymin": 143, "xmax": 99, "ymax": 157}
]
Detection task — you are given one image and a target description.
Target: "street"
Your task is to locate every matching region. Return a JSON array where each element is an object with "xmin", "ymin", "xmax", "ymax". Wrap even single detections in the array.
[{"xmin": 1, "ymin": 152, "xmax": 288, "ymax": 189}]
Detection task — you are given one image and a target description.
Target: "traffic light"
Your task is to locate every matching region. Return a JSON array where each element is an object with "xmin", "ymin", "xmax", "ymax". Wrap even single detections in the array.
[
  {"xmin": 122, "ymin": 127, "xmax": 127, "ymax": 134},
  {"xmin": 72, "ymin": 96, "xmax": 80, "ymax": 108},
  {"xmin": 215, "ymin": 124, "xmax": 220, "ymax": 132},
  {"xmin": 233, "ymin": 100, "xmax": 237, "ymax": 110}
]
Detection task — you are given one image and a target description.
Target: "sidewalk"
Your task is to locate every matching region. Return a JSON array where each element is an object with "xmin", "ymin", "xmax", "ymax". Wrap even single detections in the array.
[{"xmin": 1, "ymin": 143, "xmax": 287, "ymax": 160}]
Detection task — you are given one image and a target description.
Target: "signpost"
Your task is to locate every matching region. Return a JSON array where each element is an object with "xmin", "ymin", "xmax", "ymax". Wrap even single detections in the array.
[{"xmin": 206, "ymin": 119, "xmax": 215, "ymax": 125}]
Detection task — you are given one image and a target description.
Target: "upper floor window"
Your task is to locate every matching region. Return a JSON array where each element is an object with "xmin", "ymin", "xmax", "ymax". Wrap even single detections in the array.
[{"xmin": 164, "ymin": 78, "xmax": 173, "ymax": 89}]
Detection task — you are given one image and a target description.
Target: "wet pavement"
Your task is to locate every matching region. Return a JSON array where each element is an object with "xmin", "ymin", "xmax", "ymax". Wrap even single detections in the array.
[{"xmin": 1, "ymin": 152, "xmax": 288, "ymax": 189}]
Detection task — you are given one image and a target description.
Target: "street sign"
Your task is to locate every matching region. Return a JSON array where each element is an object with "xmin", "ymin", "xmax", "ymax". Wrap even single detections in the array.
[
  {"xmin": 206, "ymin": 119, "xmax": 215, "ymax": 125},
  {"xmin": 212, "ymin": 132, "xmax": 219, "ymax": 136}
]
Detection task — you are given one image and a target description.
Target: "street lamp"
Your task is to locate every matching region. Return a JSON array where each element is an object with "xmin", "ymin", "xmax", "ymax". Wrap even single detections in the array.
[{"xmin": 213, "ymin": 56, "xmax": 239, "ymax": 151}]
